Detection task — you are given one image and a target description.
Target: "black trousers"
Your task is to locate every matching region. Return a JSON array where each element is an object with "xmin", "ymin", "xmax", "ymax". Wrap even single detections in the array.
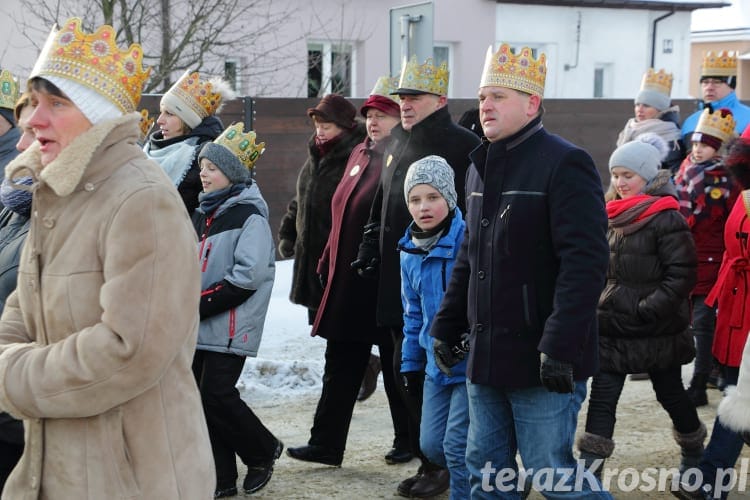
[
  {"xmin": 193, "ymin": 350, "xmax": 278, "ymax": 488},
  {"xmin": 309, "ymin": 335, "xmax": 410, "ymax": 452},
  {"xmin": 586, "ymin": 366, "xmax": 702, "ymax": 438}
]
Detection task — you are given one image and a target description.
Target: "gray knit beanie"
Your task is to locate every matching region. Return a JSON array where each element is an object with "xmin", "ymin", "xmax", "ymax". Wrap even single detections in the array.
[
  {"xmin": 608, "ymin": 133, "xmax": 668, "ymax": 183},
  {"xmin": 199, "ymin": 142, "xmax": 249, "ymax": 184},
  {"xmin": 634, "ymin": 89, "xmax": 670, "ymax": 112},
  {"xmin": 404, "ymin": 155, "xmax": 457, "ymax": 210}
]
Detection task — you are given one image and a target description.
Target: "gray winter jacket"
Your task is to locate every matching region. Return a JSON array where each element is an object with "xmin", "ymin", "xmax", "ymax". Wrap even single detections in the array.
[{"xmin": 193, "ymin": 183, "xmax": 275, "ymax": 357}]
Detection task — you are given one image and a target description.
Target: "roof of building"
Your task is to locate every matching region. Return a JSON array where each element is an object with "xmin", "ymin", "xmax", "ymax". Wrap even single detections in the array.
[{"xmin": 495, "ymin": 0, "xmax": 730, "ymax": 11}]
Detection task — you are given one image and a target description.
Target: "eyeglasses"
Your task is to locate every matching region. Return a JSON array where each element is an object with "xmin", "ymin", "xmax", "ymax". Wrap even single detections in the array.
[{"xmin": 701, "ymin": 78, "xmax": 727, "ymax": 86}]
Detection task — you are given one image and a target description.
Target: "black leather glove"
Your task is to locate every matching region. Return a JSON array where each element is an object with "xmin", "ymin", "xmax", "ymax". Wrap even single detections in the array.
[
  {"xmin": 351, "ymin": 222, "xmax": 380, "ymax": 279},
  {"xmin": 278, "ymin": 238, "xmax": 294, "ymax": 258},
  {"xmin": 539, "ymin": 353, "xmax": 574, "ymax": 393},
  {"xmin": 433, "ymin": 334, "xmax": 470, "ymax": 376},
  {"xmin": 401, "ymin": 370, "xmax": 424, "ymax": 395}
]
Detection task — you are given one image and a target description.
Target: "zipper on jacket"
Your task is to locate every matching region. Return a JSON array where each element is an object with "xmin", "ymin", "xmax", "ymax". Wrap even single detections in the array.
[
  {"xmin": 201, "ymin": 243, "xmax": 212, "ymax": 272},
  {"xmin": 441, "ymin": 261, "xmax": 447, "ymax": 291},
  {"xmin": 500, "ymin": 203, "xmax": 511, "ymax": 255}
]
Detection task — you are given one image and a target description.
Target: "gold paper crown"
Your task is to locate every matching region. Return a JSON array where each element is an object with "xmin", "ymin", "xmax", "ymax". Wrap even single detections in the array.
[
  {"xmin": 479, "ymin": 44, "xmax": 546, "ymax": 97},
  {"xmin": 138, "ymin": 109, "xmax": 154, "ymax": 139},
  {"xmin": 214, "ymin": 122, "xmax": 265, "ymax": 171},
  {"xmin": 370, "ymin": 75, "xmax": 400, "ymax": 102},
  {"xmin": 396, "ymin": 56, "xmax": 449, "ymax": 96},
  {"xmin": 30, "ymin": 18, "xmax": 150, "ymax": 113},
  {"xmin": 701, "ymin": 50, "xmax": 737, "ymax": 78},
  {"xmin": 695, "ymin": 107, "xmax": 735, "ymax": 144},
  {"xmin": 640, "ymin": 68, "xmax": 672, "ymax": 96},
  {"xmin": 0, "ymin": 70, "xmax": 20, "ymax": 110},
  {"xmin": 168, "ymin": 71, "xmax": 223, "ymax": 121}
]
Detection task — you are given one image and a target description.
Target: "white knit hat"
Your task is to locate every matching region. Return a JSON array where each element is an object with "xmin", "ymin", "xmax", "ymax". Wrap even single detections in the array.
[
  {"xmin": 46, "ymin": 75, "xmax": 122, "ymax": 125},
  {"xmin": 609, "ymin": 133, "xmax": 668, "ymax": 183}
]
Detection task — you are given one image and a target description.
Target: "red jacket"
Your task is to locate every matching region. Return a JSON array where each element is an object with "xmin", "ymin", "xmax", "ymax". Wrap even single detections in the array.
[{"xmin": 707, "ymin": 194, "xmax": 750, "ymax": 366}]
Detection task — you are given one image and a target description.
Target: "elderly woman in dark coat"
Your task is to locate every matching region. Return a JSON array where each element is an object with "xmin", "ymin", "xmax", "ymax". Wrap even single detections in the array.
[
  {"xmin": 578, "ymin": 134, "xmax": 704, "ymax": 478},
  {"xmin": 285, "ymin": 82, "xmax": 411, "ymax": 467},
  {"xmin": 277, "ymin": 94, "xmax": 366, "ymax": 323}
]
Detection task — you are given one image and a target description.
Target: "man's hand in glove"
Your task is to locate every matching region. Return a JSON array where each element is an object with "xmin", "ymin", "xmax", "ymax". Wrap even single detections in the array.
[
  {"xmin": 401, "ymin": 370, "xmax": 424, "ymax": 396},
  {"xmin": 433, "ymin": 334, "xmax": 470, "ymax": 376},
  {"xmin": 351, "ymin": 222, "xmax": 380, "ymax": 278},
  {"xmin": 539, "ymin": 352, "xmax": 574, "ymax": 393}
]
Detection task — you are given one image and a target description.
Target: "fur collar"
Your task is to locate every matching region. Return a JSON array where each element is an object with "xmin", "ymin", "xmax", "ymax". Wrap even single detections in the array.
[{"xmin": 5, "ymin": 113, "xmax": 139, "ymax": 198}]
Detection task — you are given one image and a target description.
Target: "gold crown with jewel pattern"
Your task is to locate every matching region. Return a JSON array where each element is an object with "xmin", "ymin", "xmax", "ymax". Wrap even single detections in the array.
[
  {"xmin": 641, "ymin": 68, "xmax": 672, "ymax": 96},
  {"xmin": 480, "ymin": 44, "xmax": 546, "ymax": 97},
  {"xmin": 30, "ymin": 18, "xmax": 150, "ymax": 114},
  {"xmin": 215, "ymin": 122, "xmax": 265, "ymax": 171},
  {"xmin": 168, "ymin": 71, "xmax": 223, "ymax": 121},
  {"xmin": 396, "ymin": 56, "xmax": 449, "ymax": 96},
  {"xmin": 0, "ymin": 70, "xmax": 20, "ymax": 110},
  {"xmin": 695, "ymin": 107, "xmax": 735, "ymax": 143},
  {"xmin": 701, "ymin": 50, "xmax": 737, "ymax": 78},
  {"xmin": 370, "ymin": 75, "xmax": 400, "ymax": 102}
]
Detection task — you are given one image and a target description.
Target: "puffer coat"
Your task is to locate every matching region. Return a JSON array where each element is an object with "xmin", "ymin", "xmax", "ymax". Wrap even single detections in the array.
[
  {"xmin": 597, "ymin": 171, "xmax": 697, "ymax": 373},
  {"xmin": 0, "ymin": 114, "xmax": 214, "ymax": 499}
]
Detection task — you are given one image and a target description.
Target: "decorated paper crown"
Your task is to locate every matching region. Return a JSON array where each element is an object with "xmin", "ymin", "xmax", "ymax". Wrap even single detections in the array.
[
  {"xmin": 30, "ymin": 18, "xmax": 150, "ymax": 114},
  {"xmin": 138, "ymin": 109, "xmax": 154, "ymax": 139},
  {"xmin": 479, "ymin": 44, "xmax": 546, "ymax": 97},
  {"xmin": 640, "ymin": 68, "xmax": 672, "ymax": 96},
  {"xmin": 162, "ymin": 71, "xmax": 223, "ymax": 128},
  {"xmin": 395, "ymin": 56, "xmax": 449, "ymax": 96},
  {"xmin": 0, "ymin": 70, "xmax": 20, "ymax": 110},
  {"xmin": 694, "ymin": 107, "xmax": 735, "ymax": 145},
  {"xmin": 701, "ymin": 50, "xmax": 737, "ymax": 78},
  {"xmin": 370, "ymin": 75, "xmax": 400, "ymax": 102},
  {"xmin": 215, "ymin": 122, "xmax": 265, "ymax": 171}
]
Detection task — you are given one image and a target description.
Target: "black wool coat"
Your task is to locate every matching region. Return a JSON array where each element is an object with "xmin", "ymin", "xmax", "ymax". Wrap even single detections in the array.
[
  {"xmin": 431, "ymin": 115, "xmax": 610, "ymax": 389},
  {"xmin": 597, "ymin": 172, "xmax": 697, "ymax": 373},
  {"xmin": 368, "ymin": 105, "xmax": 480, "ymax": 328},
  {"xmin": 278, "ymin": 124, "xmax": 367, "ymax": 313}
]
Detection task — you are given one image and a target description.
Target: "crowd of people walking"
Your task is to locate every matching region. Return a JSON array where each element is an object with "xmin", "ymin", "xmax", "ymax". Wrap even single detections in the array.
[{"xmin": 0, "ymin": 13, "xmax": 749, "ymax": 500}]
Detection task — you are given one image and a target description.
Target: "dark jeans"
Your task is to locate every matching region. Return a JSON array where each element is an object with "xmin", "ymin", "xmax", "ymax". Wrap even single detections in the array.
[
  {"xmin": 193, "ymin": 350, "xmax": 278, "ymax": 489},
  {"xmin": 586, "ymin": 367, "xmax": 701, "ymax": 438},
  {"xmin": 697, "ymin": 366, "xmax": 743, "ymax": 500},
  {"xmin": 691, "ymin": 295, "xmax": 717, "ymax": 376},
  {"xmin": 308, "ymin": 336, "xmax": 409, "ymax": 452}
]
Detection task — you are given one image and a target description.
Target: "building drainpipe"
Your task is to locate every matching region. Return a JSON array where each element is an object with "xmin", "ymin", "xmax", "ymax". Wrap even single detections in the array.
[{"xmin": 651, "ymin": 10, "xmax": 675, "ymax": 68}]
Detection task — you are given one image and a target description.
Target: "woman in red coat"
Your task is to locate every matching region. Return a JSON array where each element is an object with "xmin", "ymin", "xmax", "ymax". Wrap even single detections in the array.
[{"xmin": 286, "ymin": 79, "xmax": 411, "ymax": 467}]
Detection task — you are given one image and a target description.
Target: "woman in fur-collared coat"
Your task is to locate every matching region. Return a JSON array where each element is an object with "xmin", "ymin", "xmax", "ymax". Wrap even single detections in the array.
[
  {"xmin": 277, "ymin": 94, "xmax": 366, "ymax": 323},
  {"xmin": 0, "ymin": 18, "xmax": 213, "ymax": 499}
]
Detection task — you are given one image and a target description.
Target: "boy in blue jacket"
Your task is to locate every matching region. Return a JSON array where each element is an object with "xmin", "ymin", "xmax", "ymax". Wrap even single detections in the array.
[{"xmin": 398, "ymin": 155, "xmax": 468, "ymax": 500}]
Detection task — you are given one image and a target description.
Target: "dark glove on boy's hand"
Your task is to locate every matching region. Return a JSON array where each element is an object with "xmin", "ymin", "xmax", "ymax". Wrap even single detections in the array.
[
  {"xmin": 539, "ymin": 353, "xmax": 574, "ymax": 393},
  {"xmin": 401, "ymin": 371, "xmax": 424, "ymax": 394},
  {"xmin": 433, "ymin": 336, "xmax": 469, "ymax": 377}
]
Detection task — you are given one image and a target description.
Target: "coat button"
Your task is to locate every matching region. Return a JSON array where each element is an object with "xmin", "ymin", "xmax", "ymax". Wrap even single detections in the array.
[
  {"xmin": 478, "ymin": 271, "xmax": 485, "ymax": 279},
  {"xmin": 84, "ymin": 182, "xmax": 95, "ymax": 191},
  {"xmin": 476, "ymin": 324, "xmax": 484, "ymax": 332},
  {"xmin": 42, "ymin": 216, "xmax": 54, "ymax": 228},
  {"xmin": 481, "ymin": 218, "xmax": 490, "ymax": 227}
]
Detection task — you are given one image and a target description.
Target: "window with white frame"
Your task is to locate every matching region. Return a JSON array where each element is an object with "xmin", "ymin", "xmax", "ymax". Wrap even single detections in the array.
[{"xmin": 308, "ymin": 42, "xmax": 353, "ymax": 97}]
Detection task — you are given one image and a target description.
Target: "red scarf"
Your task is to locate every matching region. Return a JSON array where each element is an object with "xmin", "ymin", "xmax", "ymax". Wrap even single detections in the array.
[{"xmin": 607, "ymin": 194, "xmax": 680, "ymax": 235}]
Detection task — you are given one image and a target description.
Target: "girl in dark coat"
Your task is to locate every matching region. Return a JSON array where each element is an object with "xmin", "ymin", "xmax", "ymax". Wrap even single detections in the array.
[
  {"xmin": 578, "ymin": 134, "xmax": 705, "ymax": 477},
  {"xmin": 277, "ymin": 94, "xmax": 366, "ymax": 323}
]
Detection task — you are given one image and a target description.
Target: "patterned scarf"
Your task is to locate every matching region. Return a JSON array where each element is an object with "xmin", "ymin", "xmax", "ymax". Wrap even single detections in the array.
[
  {"xmin": 0, "ymin": 176, "xmax": 33, "ymax": 217},
  {"xmin": 674, "ymin": 158, "xmax": 730, "ymax": 223}
]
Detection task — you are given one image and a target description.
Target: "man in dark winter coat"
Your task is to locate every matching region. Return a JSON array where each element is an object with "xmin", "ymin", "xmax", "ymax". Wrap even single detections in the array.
[
  {"xmin": 429, "ymin": 44, "xmax": 612, "ymax": 498},
  {"xmin": 352, "ymin": 56, "xmax": 480, "ymax": 499}
]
